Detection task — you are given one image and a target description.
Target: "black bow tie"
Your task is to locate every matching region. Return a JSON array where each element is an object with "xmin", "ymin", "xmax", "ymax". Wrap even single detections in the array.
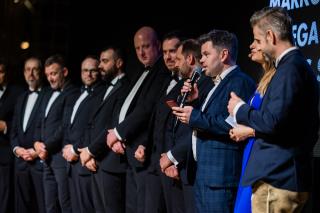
[
  {"xmin": 52, "ymin": 88, "xmax": 61, "ymax": 92},
  {"xmin": 171, "ymin": 73, "xmax": 180, "ymax": 82},
  {"xmin": 28, "ymin": 89, "xmax": 39, "ymax": 94},
  {"xmin": 0, "ymin": 86, "xmax": 3, "ymax": 91},
  {"xmin": 81, "ymin": 86, "xmax": 92, "ymax": 93}
]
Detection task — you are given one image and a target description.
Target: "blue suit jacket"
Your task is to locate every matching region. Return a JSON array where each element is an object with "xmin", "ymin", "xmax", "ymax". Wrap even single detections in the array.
[
  {"xmin": 238, "ymin": 49, "xmax": 319, "ymax": 192},
  {"xmin": 189, "ymin": 67, "xmax": 255, "ymax": 187}
]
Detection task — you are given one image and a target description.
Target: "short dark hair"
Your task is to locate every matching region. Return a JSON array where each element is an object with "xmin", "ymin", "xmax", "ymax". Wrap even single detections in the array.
[
  {"xmin": 179, "ymin": 39, "xmax": 202, "ymax": 62},
  {"xmin": 101, "ymin": 45, "xmax": 126, "ymax": 62},
  {"xmin": 198, "ymin": 29, "xmax": 238, "ymax": 62},
  {"xmin": 162, "ymin": 30, "xmax": 185, "ymax": 47},
  {"xmin": 45, "ymin": 54, "xmax": 66, "ymax": 68}
]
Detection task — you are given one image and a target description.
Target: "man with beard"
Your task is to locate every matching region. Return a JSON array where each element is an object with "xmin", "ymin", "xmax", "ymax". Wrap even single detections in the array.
[
  {"xmin": 61, "ymin": 55, "xmax": 103, "ymax": 212},
  {"xmin": 78, "ymin": 46, "xmax": 130, "ymax": 213},
  {"xmin": 143, "ymin": 31, "xmax": 182, "ymax": 212}
]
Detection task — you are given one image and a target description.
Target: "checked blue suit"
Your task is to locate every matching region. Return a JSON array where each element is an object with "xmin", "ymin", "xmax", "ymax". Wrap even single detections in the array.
[{"xmin": 189, "ymin": 66, "xmax": 255, "ymax": 213}]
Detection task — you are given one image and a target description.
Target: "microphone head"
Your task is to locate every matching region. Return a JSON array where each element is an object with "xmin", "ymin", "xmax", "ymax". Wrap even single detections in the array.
[{"xmin": 193, "ymin": 66, "xmax": 203, "ymax": 75}]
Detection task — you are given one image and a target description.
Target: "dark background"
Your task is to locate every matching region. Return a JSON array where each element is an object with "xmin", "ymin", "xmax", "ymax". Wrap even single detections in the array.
[
  {"xmin": 0, "ymin": 0, "xmax": 267, "ymax": 85},
  {"xmin": 0, "ymin": 0, "xmax": 319, "ymax": 84}
]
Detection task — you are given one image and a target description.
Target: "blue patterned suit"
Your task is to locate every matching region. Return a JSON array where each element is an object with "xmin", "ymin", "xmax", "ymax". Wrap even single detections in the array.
[{"xmin": 189, "ymin": 67, "xmax": 255, "ymax": 212}]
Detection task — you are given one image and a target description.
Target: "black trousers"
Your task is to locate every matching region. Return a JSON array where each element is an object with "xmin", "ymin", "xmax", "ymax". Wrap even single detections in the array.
[{"xmin": 14, "ymin": 162, "xmax": 45, "ymax": 213}]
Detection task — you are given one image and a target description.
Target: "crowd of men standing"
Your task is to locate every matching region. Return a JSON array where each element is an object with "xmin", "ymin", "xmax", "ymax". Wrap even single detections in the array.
[{"xmin": 0, "ymin": 6, "xmax": 318, "ymax": 213}]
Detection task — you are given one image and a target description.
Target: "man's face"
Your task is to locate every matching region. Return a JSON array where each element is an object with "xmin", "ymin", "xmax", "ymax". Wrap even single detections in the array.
[
  {"xmin": 162, "ymin": 38, "xmax": 180, "ymax": 71},
  {"xmin": 45, "ymin": 63, "xmax": 66, "ymax": 89},
  {"xmin": 134, "ymin": 34, "xmax": 160, "ymax": 67},
  {"xmin": 24, "ymin": 59, "xmax": 41, "ymax": 89},
  {"xmin": 81, "ymin": 58, "xmax": 99, "ymax": 86},
  {"xmin": 175, "ymin": 46, "xmax": 192, "ymax": 79},
  {"xmin": 252, "ymin": 25, "xmax": 273, "ymax": 59},
  {"xmin": 99, "ymin": 49, "xmax": 118, "ymax": 81},
  {"xmin": 200, "ymin": 41, "xmax": 223, "ymax": 77},
  {"xmin": 0, "ymin": 64, "xmax": 6, "ymax": 86}
]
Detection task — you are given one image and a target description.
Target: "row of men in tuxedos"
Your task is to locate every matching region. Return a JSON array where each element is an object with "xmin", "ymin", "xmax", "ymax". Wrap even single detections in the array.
[{"xmin": 10, "ymin": 51, "xmax": 130, "ymax": 213}]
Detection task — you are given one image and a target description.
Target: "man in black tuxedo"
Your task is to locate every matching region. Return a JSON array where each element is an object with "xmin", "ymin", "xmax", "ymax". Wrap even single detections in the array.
[
  {"xmin": 144, "ymin": 31, "xmax": 182, "ymax": 213},
  {"xmin": 78, "ymin": 46, "xmax": 130, "ymax": 213},
  {"xmin": 34, "ymin": 55, "xmax": 77, "ymax": 213},
  {"xmin": 106, "ymin": 26, "xmax": 171, "ymax": 213},
  {"xmin": 61, "ymin": 55, "xmax": 103, "ymax": 212},
  {"xmin": 158, "ymin": 39, "xmax": 213, "ymax": 213},
  {"xmin": 11, "ymin": 57, "xmax": 46, "ymax": 213},
  {"xmin": 0, "ymin": 59, "xmax": 24, "ymax": 213}
]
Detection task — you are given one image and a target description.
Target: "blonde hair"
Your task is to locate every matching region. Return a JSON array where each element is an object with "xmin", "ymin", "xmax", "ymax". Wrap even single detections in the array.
[{"xmin": 256, "ymin": 54, "xmax": 276, "ymax": 95}]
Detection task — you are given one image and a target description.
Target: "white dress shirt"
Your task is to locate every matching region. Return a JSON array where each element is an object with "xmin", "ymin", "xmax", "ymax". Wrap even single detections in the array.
[{"xmin": 45, "ymin": 91, "xmax": 60, "ymax": 117}]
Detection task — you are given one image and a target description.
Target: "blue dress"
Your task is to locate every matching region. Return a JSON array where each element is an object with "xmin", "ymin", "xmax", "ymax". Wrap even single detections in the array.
[{"xmin": 234, "ymin": 92, "xmax": 263, "ymax": 213}]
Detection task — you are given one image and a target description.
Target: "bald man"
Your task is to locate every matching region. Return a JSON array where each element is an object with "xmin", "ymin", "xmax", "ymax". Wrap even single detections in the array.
[{"xmin": 106, "ymin": 26, "xmax": 171, "ymax": 213}]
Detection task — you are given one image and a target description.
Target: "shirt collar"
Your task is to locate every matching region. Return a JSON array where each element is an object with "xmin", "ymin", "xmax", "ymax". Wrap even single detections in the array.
[
  {"xmin": 110, "ymin": 73, "xmax": 125, "ymax": 85},
  {"xmin": 275, "ymin": 46, "xmax": 298, "ymax": 68},
  {"xmin": 219, "ymin": 65, "xmax": 238, "ymax": 80}
]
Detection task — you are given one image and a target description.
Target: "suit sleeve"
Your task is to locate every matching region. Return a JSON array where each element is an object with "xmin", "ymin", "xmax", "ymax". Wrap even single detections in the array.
[
  {"xmin": 236, "ymin": 64, "xmax": 302, "ymax": 136},
  {"xmin": 189, "ymin": 79, "xmax": 255, "ymax": 136}
]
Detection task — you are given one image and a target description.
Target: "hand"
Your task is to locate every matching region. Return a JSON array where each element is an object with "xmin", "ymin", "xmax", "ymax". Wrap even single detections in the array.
[
  {"xmin": 34, "ymin": 141, "xmax": 48, "ymax": 160},
  {"xmin": 134, "ymin": 145, "xmax": 146, "ymax": 162},
  {"xmin": 25, "ymin": 148, "xmax": 38, "ymax": 161},
  {"xmin": 78, "ymin": 147, "xmax": 92, "ymax": 166},
  {"xmin": 62, "ymin": 144, "xmax": 78, "ymax": 162},
  {"xmin": 181, "ymin": 80, "xmax": 199, "ymax": 102},
  {"xmin": 227, "ymin": 92, "xmax": 242, "ymax": 116},
  {"xmin": 229, "ymin": 124, "xmax": 255, "ymax": 142},
  {"xmin": 164, "ymin": 165, "xmax": 180, "ymax": 180},
  {"xmin": 106, "ymin": 129, "xmax": 119, "ymax": 148},
  {"xmin": 85, "ymin": 158, "xmax": 98, "ymax": 172},
  {"xmin": 111, "ymin": 141, "xmax": 125, "ymax": 155},
  {"xmin": 172, "ymin": 106, "xmax": 193, "ymax": 124},
  {"xmin": 0, "ymin": 120, "xmax": 7, "ymax": 132},
  {"xmin": 15, "ymin": 147, "xmax": 31, "ymax": 161},
  {"xmin": 159, "ymin": 153, "xmax": 173, "ymax": 172}
]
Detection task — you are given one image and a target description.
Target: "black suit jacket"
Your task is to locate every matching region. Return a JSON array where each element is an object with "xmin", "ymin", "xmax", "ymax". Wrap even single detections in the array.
[
  {"xmin": 11, "ymin": 87, "xmax": 48, "ymax": 171},
  {"xmin": 114, "ymin": 58, "xmax": 171, "ymax": 168},
  {"xmin": 34, "ymin": 82, "xmax": 78, "ymax": 168},
  {"xmin": 63, "ymin": 82, "xmax": 105, "ymax": 175},
  {"xmin": 86, "ymin": 76, "xmax": 131, "ymax": 173},
  {"xmin": 0, "ymin": 85, "xmax": 24, "ymax": 166}
]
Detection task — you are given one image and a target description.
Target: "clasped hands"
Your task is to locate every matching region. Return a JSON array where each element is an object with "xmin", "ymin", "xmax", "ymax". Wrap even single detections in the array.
[
  {"xmin": 15, "ymin": 147, "xmax": 38, "ymax": 161},
  {"xmin": 106, "ymin": 129, "xmax": 126, "ymax": 155},
  {"xmin": 33, "ymin": 141, "xmax": 48, "ymax": 160},
  {"xmin": 159, "ymin": 153, "xmax": 179, "ymax": 180},
  {"xmin": 227, "ymin": 92, "xmax": 255, "ymax": 142}
]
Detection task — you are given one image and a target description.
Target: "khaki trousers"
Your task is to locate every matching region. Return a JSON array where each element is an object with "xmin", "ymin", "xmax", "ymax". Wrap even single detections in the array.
[{"xmin": 251, "ymin": 181, "xmax": 309, "ymax": 213}]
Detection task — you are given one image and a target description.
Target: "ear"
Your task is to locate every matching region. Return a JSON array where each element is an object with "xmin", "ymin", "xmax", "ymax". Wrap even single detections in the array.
[
  {"xmin": 220, "ymin": 49, "xmax": 229, "ymax": 63},
  {"xmin": 266, "ymin": 30, "xmax": 276, "ymax": 45},
  {"xmin": 116, "ymin": 58, "xmax": 123, "ymax": 69},
  {"xmin": 186, "ymin": 54, "xmax": 195, "ymax": 66},
  {"xmin": 62, "ymin": 67, "xmax": 68, "ymax": 77}
]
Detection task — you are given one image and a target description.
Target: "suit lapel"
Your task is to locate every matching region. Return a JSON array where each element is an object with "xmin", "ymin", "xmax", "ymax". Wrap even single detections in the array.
[
  {"xmin": 202, "ymin": 68, "xmax": 239, "ymax": 112},
  {"xmin": 104, "ymin": 80, "xmax": 122, "ymax": 101}
]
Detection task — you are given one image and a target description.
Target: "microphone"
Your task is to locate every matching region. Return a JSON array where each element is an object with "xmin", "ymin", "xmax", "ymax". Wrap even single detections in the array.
[{"xmin": 179, "ymin": 66, "xmax": 202, "ymax": 107}]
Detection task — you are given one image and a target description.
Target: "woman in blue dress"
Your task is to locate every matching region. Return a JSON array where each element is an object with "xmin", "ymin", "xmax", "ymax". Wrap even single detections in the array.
[{"xmin": 230, "ymin": 40, "xmax": 276, "ymax": 213}]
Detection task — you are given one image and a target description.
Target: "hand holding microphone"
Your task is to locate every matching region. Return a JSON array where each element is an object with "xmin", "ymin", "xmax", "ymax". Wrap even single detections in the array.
[{"xmin": 179, "ymin": 66, "xmax": 202, "ymax": 107}]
